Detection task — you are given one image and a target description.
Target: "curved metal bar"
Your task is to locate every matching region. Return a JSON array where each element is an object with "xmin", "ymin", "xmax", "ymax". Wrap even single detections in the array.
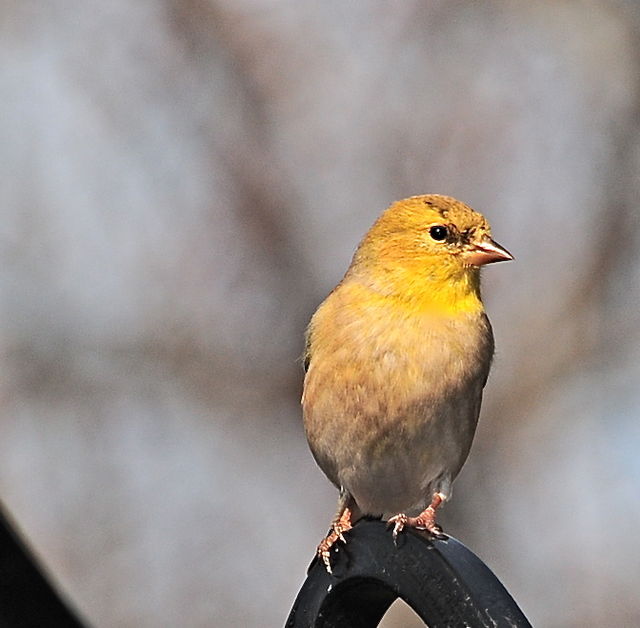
[
  {"xmin": 0, "ymin": 503, "xmax": 85, "ymax": 627},
  {"xmin": 286, "ymin": 518, "xmax": 532, "ymax": 628}
]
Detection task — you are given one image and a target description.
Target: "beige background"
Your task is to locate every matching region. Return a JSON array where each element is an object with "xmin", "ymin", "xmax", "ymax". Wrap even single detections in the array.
[{"xmin": 1, "ymin": 1, "xmax": 640, "ymax": 626}]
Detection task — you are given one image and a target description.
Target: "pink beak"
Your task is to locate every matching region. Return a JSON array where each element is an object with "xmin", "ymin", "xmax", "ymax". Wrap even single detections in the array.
[{"xmin": 465, "ymin": 237, "xmax": 514, "ymax": 266}]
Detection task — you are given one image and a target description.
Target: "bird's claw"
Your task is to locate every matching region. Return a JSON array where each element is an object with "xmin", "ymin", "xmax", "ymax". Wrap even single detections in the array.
[
  {"xmin": 387, "ymin": 513, "xmax": 408, "ymax": 541},
  {"xmin": 387, "ymin": 502, "xmax": 444, "ymax": 541},
  {"xmin": 430, "ymin": 523, "xmax": 444, "ymax": 535},
  {"xmin": 317, "ymin": 508, "xmax": 353, "ymax": 573},
  {"xmin": 318, "ymin": 540, "xmax": 334, "ymax": 574}
]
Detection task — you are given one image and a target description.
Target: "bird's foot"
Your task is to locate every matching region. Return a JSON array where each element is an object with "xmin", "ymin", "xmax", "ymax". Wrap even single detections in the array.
[
  {"xmin": 387, "ymin": 492, "xmax": 446, "ymax": 541},
  {"xmin": 387, "ymin": 510, "xmax": 442, "ymax": 539},
  {"xmin": 317, "ymin": 507, "xmax": 353, "ymax": 573}
]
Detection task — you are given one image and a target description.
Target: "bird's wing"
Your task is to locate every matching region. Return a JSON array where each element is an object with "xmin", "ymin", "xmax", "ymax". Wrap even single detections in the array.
[{"xmin": 303, "ymin": 329, "xmax": 312, "ymax": 373}]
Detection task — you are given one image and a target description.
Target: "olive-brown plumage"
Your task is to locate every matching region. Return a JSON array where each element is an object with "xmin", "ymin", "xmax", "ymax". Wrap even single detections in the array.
[{"xmin": 301, "ymin": 195, "xmax": 512, "ymax": 571}]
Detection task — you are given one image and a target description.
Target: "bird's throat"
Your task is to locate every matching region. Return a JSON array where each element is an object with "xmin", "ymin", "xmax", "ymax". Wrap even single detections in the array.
[{"xmin": 351, "ymin": 264, "xmax": 484, "ymax": 316}]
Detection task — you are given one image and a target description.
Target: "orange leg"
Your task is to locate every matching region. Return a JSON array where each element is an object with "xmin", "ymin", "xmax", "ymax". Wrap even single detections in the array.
[
  {"xmin": 317, "ymin": 493, "xmax": 355, "ymax": 573},
  {"xmin": 387, "ymin": 492, "xmax": 446, "ymax": 540}
]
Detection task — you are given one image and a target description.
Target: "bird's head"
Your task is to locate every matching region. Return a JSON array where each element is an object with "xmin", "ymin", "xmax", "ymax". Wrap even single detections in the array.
[{"xmin": 348, "ymin": 194, "xmax": 513, "ymax": 312}]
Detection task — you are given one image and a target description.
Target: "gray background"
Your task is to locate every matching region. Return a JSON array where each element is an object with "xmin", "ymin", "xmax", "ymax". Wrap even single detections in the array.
[{"xmin": 1, "ymin": 1, "xmax": 639, "ymax": 626}]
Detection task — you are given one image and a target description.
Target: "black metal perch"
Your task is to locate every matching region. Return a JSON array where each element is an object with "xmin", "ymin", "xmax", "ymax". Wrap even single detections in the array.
[
  {"xmin": 0, "ymin": 503, "xmax": 85, "ymax": 627},
  {"xmin": 286, "ymin": 519, "xmax": 532, "ymax": 627}
]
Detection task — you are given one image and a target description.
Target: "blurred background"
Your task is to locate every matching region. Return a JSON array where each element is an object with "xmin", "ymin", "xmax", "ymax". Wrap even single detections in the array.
[{"xmin": 1, "ymin": 1, "xmax": 639, "ymax": 626}]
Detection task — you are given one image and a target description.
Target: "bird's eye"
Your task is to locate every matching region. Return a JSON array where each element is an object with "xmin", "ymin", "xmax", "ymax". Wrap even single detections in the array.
[{"xmin": 429, "ymin": 225, "xmax": 448, "ymax": 241}]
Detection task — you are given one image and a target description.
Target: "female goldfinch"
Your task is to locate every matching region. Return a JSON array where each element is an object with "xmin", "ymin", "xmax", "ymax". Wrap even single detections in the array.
[{"xmin": 302, "ymin": 194, "xmax": 512, "ymax": 571}]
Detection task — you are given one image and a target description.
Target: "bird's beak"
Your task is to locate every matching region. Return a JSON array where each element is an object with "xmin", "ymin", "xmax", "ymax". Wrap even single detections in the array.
[{"xmin": 465, "ymin": 237, "xmax": 514, "ymax": 266}]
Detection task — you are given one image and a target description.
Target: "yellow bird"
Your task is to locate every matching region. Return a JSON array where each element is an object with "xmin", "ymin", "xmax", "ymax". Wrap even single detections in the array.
[{"xmin": 302, "ymin": 194, "xmax": 513, "ymax": 572}]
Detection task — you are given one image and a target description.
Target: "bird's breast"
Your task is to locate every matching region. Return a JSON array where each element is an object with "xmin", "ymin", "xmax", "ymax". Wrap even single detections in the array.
[{"xmin": 304, "ymin": 284, "xmax": 492, "ymax": 415}]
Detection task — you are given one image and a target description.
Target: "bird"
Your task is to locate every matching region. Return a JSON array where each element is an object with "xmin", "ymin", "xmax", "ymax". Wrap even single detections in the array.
[{"xmin": 301, "ymin": 194, "xmax": 513, "ymax": 572}]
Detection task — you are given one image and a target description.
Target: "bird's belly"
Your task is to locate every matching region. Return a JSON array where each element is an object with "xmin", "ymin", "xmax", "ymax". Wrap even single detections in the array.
[
  {"xmin": 337, "ymin": 391, "xmax": 480, "ymax": 515},
  {"xmin": 303, "ymin": 308, "xmax": 491, "ymax": 516}
]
